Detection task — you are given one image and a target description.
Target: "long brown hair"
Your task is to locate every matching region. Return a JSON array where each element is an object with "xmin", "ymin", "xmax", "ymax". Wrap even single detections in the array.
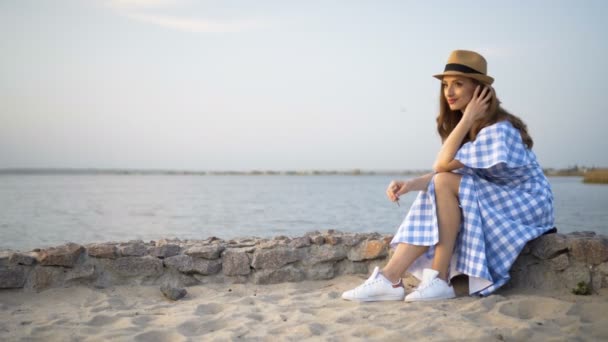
[{"xmin": 436, "ymin": 80, "xmax": 534, "ymax": 148}]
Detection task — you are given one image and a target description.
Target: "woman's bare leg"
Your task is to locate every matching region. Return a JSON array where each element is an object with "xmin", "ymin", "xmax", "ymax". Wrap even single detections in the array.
[
  {"xmin": 381, "ymin": 243, "xmax": 428, "ymax": 284},
  {"xmin": 431, "ymin": 172, "xmax": 462, "ymax": 281}
]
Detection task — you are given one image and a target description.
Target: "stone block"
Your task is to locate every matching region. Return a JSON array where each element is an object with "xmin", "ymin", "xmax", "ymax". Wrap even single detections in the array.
[
  {"xmin": 310, "ymin": 235, "xmax": 325, "ymax": 245},
  {"xmin": 28, "ymin": 266, "xmax": 66, "ymax": 291},
  {"xmin": 222, "ymin": 250, "xmax": 251, "ymax": 276},
  {"xmin": 303, "ymin": 245, "xmax": 347, "ymax": 265},
  {"xmin": 163, "ymin": 255, "xmax": 193, "ymax": 273},
  {"xmin": 347, "ymin": 240, "xmax": 388, "ymax": 261},
  {"xmin": 0, "ymin": 266, "xmax": 27, "ymax": 289},
  {"xmin": 335, "ymin": 259, "xmax": 369, "ymax": 275},
  {"xmin": 529, "ymin": 234, "xmax": 568, "ymax": 260},
  {"xmin": 568, "ymin": 237, "xmax": 608, "ymax": 265},
  {"xmin": 151, "ymin": 244, "xmax": 181, "ymax": 259},
  {"xmin": 289, "ymin": 236, "xmax": 311, "ymax": 248},
  {"xmin": 37, "ymin": 243, "xmax": 85, "ymax": 268},
  {"xmin": 251, "ymin": 247, "xmax": 301, "ymax": 269},
  {"xmin": 341, "ymin": 234, "xmax": 365, "ymax": 247},
  {"xmin": 548, "ymin": 254, "xmax": 570, "ymax": 271},
  {"xmin": 109, "ymin": 256, "xmax": 163, "ymax": 277},
  {"xmin": 65, "ymin": 264, "xmax": 96, "ymax": 282},
  {"xmin": 87, "ymin": 243, "xmax": 118, "ymax": 259},
  {"xmin": 9, "ymin": 252, "xmax": 37, "ymax": 266},
  {"xmin": 324, "ymin": 235, "xmax": 341, "ymax": 246},
  {"xmin": 253, "ymin": 266, "xmax": 304, "ymax": 285},
  {"xmin": 184, "ymin": 244, "xmax": 225, "ymax": 259},
  {"xmin": 559, "ymin": 262, "xmax": 591, "ymax": 290},
  {"xmin": 117, "ymin": 241, "xmax": 148, "ymax": 257},
  {"xmin": 305, "ymin": 262, "xmax": 335, "ymax": 280}
]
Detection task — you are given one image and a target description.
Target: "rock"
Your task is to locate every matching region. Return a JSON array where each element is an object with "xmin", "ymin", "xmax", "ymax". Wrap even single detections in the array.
[
  {"xmin": 191, "ymin": 258, "xmax": 222, "ymax": 275},
  {"xmin": 347, "ymin": 240, "xmax": 387, "ymax": 261},
  {"xmin": 273, "ymin": 235, "xmax": 291, "ymax": 242},
  {"xmin": 0, "ymin": 267, "xmax": 27, "ymax": 288},
  {"xmin": 591, "ymin": 270, "xmax": 603, "ymax": 293},
  {"xmin": 9, "ymin": 252, "xmax": 37, "ymax": 266},
  {"xmin": 163, "ymin": 255, "xmax": 193, "ymax": 273},
  {"xmin": 227, "ymin": 238, "xmax": 258, "ymax": 248},
  {"xmin": 529, "ymin": 234, "xmax": 568, "ymax": 260},
  {"xmin": 117, "ymin": 241, "xmax": 148, "ymax": 257},
  {"xmin": 65, "ymin": 264, "xmax": 96, "ymax": 281},
  {"xmin": 163, "ymin": 254, "xmax": 222, "ymax": 275},
  {"xmin": 569, "ymin": 231, "xmax": 597, "ymax": 238},
  {"xmin": 303, "ymin": 245, "xmax": 347, "ymax": 265},
  {"xmin": 184, "ymin": 244, "xmax": 225, "ymax": 259},
  {"xmin": 222, "ymin": 250, "xmax": 251, "ymax": 276},
  {"xmin": 305, "ymin": 262, "xmax": 335, "ymax": 280},
  {"xmin": 28, "ymin": 266, "xmax": 66, "ymax": 291},
  {"xmin": 568, "ymin": 237, "xmax": 608, "ymax": 265},
  {"xmin": 341, "ymin": 234, "xmax": 366, "ymax": 247},
  {"xmin": 0, "ymin": 251, "xmax": 11, "ymax": 267},
  {"xmin": 289, "ymin": 236, "xmax": 311, "ymax": 248},
  {"xmin": 509, "ymin": 262, "xmax": 561, "ymax": 290},
  {"xmin": 335, "ymin": 259, "xmax": 369, "ymax": 275},
  {"xmin": 310, "ymin": 235, "xmax": 325, "ymax": 245},
  {"xmin": 156, "ymin": 238, "xmax": 181, "ymax": 246},
  {"xmin": 109, "ymin": 256, "xmax": 163, "ymax": 277},
  {"xmin": 324, "ymin": 236, "xmax": 341, "ymax": 246},
  {"xmin": 160, "ymin": 284, "xmax": 187, "ymax": 301},
  {"xmin": 549, "ymin": 254, "xmax": 570, "ymax": 271},
  {"xmin": 382, "ymin": 235, "xmax": 394, "ymax": 246},
  {"xmin": 151, "ymin": 244, "xmax": 180, "ymax": 259},
  {"xmin": 37, "ymin": 243, "xmax": 85, "ymax": 268},
  {"xmin": 598, "ymin": 262, "xmax": 608, "ymax": 276},
  {"xmin": 559, "ymin": 262, "xmax": 591, "ymax": 290},
  {"xmin": 251, "ymin": 247, "xmax": 301, "ymax": 269},
  {"xmin": 253, "ymin": 266, "xmax": 305, "ymax": 285},
  {"xmin": 86, "ymin": 243, "xmax": 118, "ymax": 259},
  {"xmin": 257, "ymin": 240, "xmax": 281, "ymax": 249}
]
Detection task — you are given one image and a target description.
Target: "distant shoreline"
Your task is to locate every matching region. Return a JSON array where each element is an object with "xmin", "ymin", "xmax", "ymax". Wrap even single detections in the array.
[
  {"xmin": 0, "ymin": 168, "xmax": 428, "ymax": 176},
  {"xmin": 0, "ymin": 167, "xmax": 599, "ymax": 177}
]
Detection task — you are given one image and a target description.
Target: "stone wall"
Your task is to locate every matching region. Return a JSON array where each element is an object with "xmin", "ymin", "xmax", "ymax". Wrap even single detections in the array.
[{"xmin": 1, "ymin": 230, "xmax": 607, "ymax": 294}]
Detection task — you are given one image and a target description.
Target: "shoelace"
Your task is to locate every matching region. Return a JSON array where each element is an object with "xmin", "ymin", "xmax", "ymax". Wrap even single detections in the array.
[{"xmin": 358, "ymin": 278, "xmax": 381, "ymax": 289}]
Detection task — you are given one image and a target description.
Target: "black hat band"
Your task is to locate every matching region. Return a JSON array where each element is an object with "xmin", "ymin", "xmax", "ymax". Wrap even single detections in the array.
[{"xmin": 444, "ymin": 63, "xmax": 484, "ymax": 75}]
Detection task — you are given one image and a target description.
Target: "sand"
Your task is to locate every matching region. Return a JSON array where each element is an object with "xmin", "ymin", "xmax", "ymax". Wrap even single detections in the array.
[{"xmin": 1, "ymin": 274, "xmax": 607, "ymax": 341}]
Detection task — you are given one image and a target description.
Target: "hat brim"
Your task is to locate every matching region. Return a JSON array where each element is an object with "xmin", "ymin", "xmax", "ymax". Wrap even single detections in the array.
[{"xmin": 433, "ymin": 71, "xmax": 494, "ymax": 85}]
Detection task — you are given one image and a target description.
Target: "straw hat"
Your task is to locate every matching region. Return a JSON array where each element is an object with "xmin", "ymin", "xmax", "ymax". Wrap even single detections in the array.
[{"xmin": 433, "ymin": 50, "xmax": 494, "ymax": 85}]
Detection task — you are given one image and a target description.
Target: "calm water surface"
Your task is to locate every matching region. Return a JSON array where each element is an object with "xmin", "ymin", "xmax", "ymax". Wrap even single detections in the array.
[{"xmin": 0, "ymin": 175, "xmax": 606, "ymax": 251}]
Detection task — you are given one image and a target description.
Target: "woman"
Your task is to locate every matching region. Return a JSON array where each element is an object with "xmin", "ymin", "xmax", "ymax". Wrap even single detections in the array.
[{"xmin": 342, "ymin": 50, "xmax": 555, "ymax": 302}]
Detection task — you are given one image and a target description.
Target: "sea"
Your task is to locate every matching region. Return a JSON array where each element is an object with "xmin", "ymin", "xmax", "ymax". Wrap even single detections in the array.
[{"xmin": 0, "ymin": 175, "xmax": 606, "ymax": 251}]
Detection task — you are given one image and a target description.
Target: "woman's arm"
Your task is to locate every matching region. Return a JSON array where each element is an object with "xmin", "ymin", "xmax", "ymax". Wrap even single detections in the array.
[
  {"xmin": 386, "ymin": 172, "xmax": 434, "ymax": 202},
  {"xmin": 433, "ymin": 85, "xmax": 492, "ymax": 173}
]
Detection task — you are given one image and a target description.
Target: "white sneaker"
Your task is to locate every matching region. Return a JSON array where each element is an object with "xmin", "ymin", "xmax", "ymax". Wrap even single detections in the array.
[
  {"xmin": 341, "ymin": 266, "xmax": 405, "ymax": 302},
  {"xmin": 404, "ymin": 268, "xmax": 456, "ymax": 302}
]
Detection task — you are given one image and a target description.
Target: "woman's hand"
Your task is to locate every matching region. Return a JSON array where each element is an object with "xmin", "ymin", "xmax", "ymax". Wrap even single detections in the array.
[
  {"xmin": 386, "ymin": 180, "xmax": 408, "ymax": 202},
  {"xmin": 462, "ymin": 85, "xmax": 493, "ymax": 123}
]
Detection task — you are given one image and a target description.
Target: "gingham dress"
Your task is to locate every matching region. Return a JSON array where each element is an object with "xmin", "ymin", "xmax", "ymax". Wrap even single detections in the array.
[{"xmin": 390, "ymin": 120, "xmax": 554, "ymax": 296}]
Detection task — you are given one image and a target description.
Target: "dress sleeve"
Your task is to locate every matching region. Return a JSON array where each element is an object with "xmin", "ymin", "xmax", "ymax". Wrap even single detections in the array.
[{"xmin": 454, "ymin": 121, "xmax": 532, "ymax": 169}]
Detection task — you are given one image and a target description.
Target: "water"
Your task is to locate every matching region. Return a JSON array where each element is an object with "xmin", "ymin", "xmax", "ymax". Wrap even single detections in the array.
[{"xmin": 0, "ymin": 175, "xmax": 606, "ymax": 251}]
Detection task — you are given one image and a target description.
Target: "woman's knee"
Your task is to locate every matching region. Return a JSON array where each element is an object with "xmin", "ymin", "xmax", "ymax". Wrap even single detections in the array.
[{"xmin": 433, "ymin": 172, "xmax": 462, "ymax": 196}]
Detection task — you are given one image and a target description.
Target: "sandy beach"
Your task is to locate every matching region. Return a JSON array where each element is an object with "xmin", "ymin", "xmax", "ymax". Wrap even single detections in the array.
[{"xmin": 1, "ymin": 274, "xmax": 607, "ymax": 341}]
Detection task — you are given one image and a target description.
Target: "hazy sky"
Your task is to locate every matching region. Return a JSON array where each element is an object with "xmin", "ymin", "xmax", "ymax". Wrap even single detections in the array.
[{"xmin": 1, "ymin": 0, "xmax": 606, "ymax": 171}]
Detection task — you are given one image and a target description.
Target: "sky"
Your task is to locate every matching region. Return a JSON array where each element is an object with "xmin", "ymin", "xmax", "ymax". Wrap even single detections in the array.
[{"xmin": 1, "ymin": 0, "xmax": 607, "ymax": 171}]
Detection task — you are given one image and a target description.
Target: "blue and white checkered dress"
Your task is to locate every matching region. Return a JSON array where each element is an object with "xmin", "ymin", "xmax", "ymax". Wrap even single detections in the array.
[{"xmin": 390, "ymin": 120, "xmax": 554, "ymax": 296}]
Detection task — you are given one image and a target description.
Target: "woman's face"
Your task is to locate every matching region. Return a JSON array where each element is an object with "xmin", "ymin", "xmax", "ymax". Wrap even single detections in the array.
[{"xmin": 442, "ymin": 76, "xmax": 477, "ymax": 111}]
